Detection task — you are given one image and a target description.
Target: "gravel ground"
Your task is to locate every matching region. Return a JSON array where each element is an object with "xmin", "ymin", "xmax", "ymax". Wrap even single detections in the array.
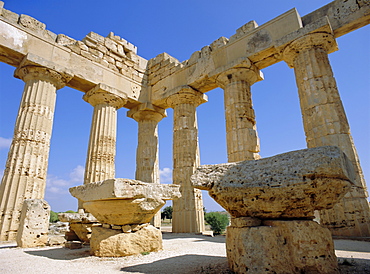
[{"xmin": 1, "ymin": 233, "xmax": 370, "ymax": 273}]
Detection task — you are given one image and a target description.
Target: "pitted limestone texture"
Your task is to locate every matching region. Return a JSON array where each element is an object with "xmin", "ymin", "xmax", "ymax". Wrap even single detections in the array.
[
  {"xmin": 191, "ymin": 146, "xmax": 354, "ymax": 219},
  {"xmin": 90, "ymin": 224, "xmax": 162, "ymax": 257},
  {"xmin": 16, "ymin": 199, "xmax": 50, "ymax": 248},
  {"xmin": 227, "ymin": 220, "xmax": 339, "ymax": 273}
]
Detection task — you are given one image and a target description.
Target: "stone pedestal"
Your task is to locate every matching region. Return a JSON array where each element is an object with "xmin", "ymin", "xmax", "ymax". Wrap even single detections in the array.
[
  {"xmin": 167, "ymin": 87, "xmax": 207, "ymax": 233},
  {"xmin": 90, "ymin": 224, "xmax": 162, "ymax": 257},
  {"xmin": 69, "ymin": 178, "xmax": 180, "ymax": 256},
  {"xmin": 192, "ymin": 146, "xmax": 354, "ymax": 273},
  {"xmin": 227, "ymin": 219, "xmax": 338, "ymax": 273},
  {"xmin": 16, "ymin": 199, "xmax": 50, "ymax": 248},
  {"xmin": 58, "ymin": 212, "xmax": 98, "ymax": 243},
  {"xmin": 216, "ymin": 64, "xmax": 263, "ymax": 162},
  {"xmin": 283, "ymin": 32, "xmax": 370, "ymax": 237},
  {"xmin": 0, "ymin": 65, "xmax": 71, "ymax": 241}
]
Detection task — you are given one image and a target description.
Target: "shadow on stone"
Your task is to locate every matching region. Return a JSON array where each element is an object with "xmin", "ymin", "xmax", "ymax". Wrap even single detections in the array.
[
  {"xmin": 120, "ymin": 254, "xmax": 228, "ymax": 273},
  {"xmin": 25, "ymin": 246, "xmax": 90, "ymax": 260}
]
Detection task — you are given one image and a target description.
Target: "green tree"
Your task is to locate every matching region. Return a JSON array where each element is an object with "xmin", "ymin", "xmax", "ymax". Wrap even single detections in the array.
[
  {"xmin": 49, "ymin": 210, "xmax": 59, "ymax": 223},
  {"xmin": 204, "ymin": 212, "xmax": 229, "ymax": 235},
  {"xmin": 162, "ymin": 206, "xmax": 173, "ymax": 222}
]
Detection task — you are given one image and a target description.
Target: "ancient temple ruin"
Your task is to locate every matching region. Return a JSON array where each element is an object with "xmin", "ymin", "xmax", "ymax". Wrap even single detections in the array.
[{"xmin": 0, "ymin": 0, "xmax": 370, "ymax": 244}]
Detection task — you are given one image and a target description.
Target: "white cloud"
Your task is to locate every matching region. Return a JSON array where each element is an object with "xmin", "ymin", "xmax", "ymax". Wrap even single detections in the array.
[
  {"xmin": 69, "ymin": 165, "xmax": 85, "ymax": 183},
  {"xmin": 0, "ymin": 137, "xmax": 11, "ymax": 150},
  {"xmin": 45, "ymin": 165, "xmax": 85, "ymax": 196},
  {"xmin": 160, "ymin": 167, "xmax": 172, "ymax": 184}
]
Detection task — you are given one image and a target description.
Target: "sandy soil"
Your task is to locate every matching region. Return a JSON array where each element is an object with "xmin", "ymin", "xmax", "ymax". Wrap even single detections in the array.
[{"xmin": 1, "ymin": 233, "xmax": 369, "ymax": 273}]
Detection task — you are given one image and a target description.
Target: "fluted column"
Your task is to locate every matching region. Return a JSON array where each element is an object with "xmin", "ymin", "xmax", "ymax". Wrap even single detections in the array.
[
  {"xmin": 167, "ymin": 87, "xmax": 207, "ymax": 233},
  {"xmin": 216, "ymin": 65, "xmax": 263, "ymax": 162},
  {"xmin": 0, "ymin": 65, "xmax": 71, "ymax": 241},
  {"xmin": 283, "ymin": 32, "xmax": 370, "ymax": 237},
  {"xmin": 128, "ymin": 103, "xmax": 166, "ymax": 227},
  {"xmin": 81, "ymin": 84, "xmax": 126, "ymax": 209}
]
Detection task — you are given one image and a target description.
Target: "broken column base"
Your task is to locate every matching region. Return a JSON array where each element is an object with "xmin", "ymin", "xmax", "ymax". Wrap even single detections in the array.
[
  {"xmin": 90, "ymin": 223, "xmax": 162, "ymax": 257},
  {"xmin": 16, "ymin": 199, "xmax": 50, "ymax": 248},
  {"xmin": 226, "ymin": 218, "xmax": 339, "ymax": 274}
]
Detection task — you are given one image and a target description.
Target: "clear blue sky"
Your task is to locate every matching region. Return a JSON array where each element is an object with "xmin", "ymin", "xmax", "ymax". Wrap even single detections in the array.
[{"xmin": 0, "ymin": 0, "xmax": 369, "ymax": 212}]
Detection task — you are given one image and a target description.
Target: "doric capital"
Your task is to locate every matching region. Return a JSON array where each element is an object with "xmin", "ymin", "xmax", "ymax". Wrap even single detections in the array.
[
  {"xmin": 127, "ymin": 103, "xmax": 166, "ymax": 122},
  {"xmin": 166, "ymin": 86, "xmax": 208, "ymax": 108},
  {"xmin": 215, "ymin": 66, "xmax": 263, "ymax": 89},
  {"xmin": 14, "ymin": 66, "xmax": 72, "ymax": 90},
  {"xmin": 83, "ymin": 84, "xmax": 127, "ymax": 108},
  {"xmin": 283, "ymin": 32, "xmax": 338, "ymax": 68}
]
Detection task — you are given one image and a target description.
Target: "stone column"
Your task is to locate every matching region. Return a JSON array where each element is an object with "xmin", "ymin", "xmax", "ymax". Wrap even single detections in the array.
[
  {"xmin": 83, "ymin": 84, "xmax": 126, "ymax": 186},
  {"xmin": 0, "ymin": 65, "xmax": 71, "ymax": 241},
  {"xmin": 283, "ymin": 32, "xmax": 370, "ymax": 237},
  {"xmin": 167, "ymin": 87, "xmax": 207, "ymax": 233},
  {"xmin": 128, "ymin": 103, "xmax": 166, "ymax": 228},
  {"xmin": 216, "ymin": 65, "xmax": 263, "ymax": 162}
]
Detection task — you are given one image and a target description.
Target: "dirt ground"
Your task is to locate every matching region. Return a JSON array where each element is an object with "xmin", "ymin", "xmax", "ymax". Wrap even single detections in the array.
[{"xmin": 1, "ymin": 232, "xmax": 369, "ymax": 273}]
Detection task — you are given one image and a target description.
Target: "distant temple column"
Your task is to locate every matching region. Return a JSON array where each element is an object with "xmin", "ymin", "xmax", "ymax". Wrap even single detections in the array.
[
  {"xmin": 167, "ymin": 87, "xmax": 207, "ymax": 233},
  {"xmin": 216, "ymin": 65, "xmax": 263, "ymax": 162},
  {"xmin": 128, "ymin": 103, "xmax": 166, "ymax": 228},
  {"xmin": 0, "ymin": 65, "xmax": 71, "ymax": 241},
  {"xmin": 81, "ymin": 84, "xmax": 126, "ymax": 208},
  {"xmin": 283, "ymin": 32, "xmax": 370, "ymax": 237}
]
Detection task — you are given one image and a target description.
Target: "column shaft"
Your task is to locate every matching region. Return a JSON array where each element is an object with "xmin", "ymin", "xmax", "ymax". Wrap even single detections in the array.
[
  {"xmin": 84, "ymin": 104, "xmax": 117, "ymax": 184},
  {"xmin": 168, "ymin": 89, "xmax": 207, "ymax": 233},
  {"xmin": 285, "ymin": 33, "xmax": 370, "ymax": 237},
  {"xmin": 216, "ymin": 67, "xmax": 262, "ymax": 162},
  {"xmin": 135, "ymin": 120, "xmax": 160, "ymax": 184},
  {"xmin": 81, "ymin": 84, "xmax": 126, "ymax": 210},
  {"xmin": 0, "ymin": 66, "xmax": 68, "ymax": 241},
  {"xmin": 128, "ymin": 105, "xmax": 166, "ymax": 228}
]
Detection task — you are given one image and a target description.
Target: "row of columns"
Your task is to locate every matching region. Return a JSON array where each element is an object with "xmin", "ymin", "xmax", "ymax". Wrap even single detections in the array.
[{"xmin": 0, "ymin": 31, "xmax": 369, "ymax": 240}]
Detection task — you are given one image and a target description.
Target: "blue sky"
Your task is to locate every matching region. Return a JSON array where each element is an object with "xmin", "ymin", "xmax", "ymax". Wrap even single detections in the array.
[{"xmin": 0, "ymin": 0, "xmax": 369, "ymax": 212}]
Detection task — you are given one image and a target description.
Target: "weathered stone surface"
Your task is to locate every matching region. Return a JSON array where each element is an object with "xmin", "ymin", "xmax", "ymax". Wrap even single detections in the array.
[
  {"xmin": 227, "ymin": 220, "xmax": 339, "ymax": 273},
  {"xmin": 69, "ymin": 223, "xmax": 93, "ymax": 243},
  {"xmin": 58, "ymin": 213, "xmax": 98, "ymax": 223},
  {"xmin": 70, "ymin": 178, "xmax": 180, "ymax": 202},
  {"xmin": 16, "ymin": 199, "xmax": 50, "ymax": 248},
  {"xmin": 48, "ymin": 235, "xmax": 66, "ymax": 246},
  {"xmin": 90, "ymin": 225, "xmax": 162, "ymax": 257},
  {"xmin": 192, "ymin": 146, "xmax": 354, "ymax": 219},
  {"xmin": 70, "ymin": 178, "xmax": 180, "ymax": 226}
]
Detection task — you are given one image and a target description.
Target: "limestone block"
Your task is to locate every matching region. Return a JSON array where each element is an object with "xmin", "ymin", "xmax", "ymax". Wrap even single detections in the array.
[
  {"xmin": 69, "ymin": 223, "xmax": 93, "ymax": 243},
  {"xmin": 90, "ymin": 225, "xmax": 162, "ymax": 257},
  {"xmin": 69, "ymin": 178, "xmax": 180, "ymax": 225},
  {"xmin": 58, "ymin": 212, "xmax": 98, "ymax": 223},
  {"xmin": 226, "ymin": 220, "xmax": 338, "ymax": 273},
  {"xmin": 18, "ymin": 14, "xmax": 46, "ymax": 31},
  {"xmin": 16, "ymin": 199, "xmax": 50, "ymax": 248},
  {"xmin": 192, "ymin": 146, "xmax": 354, "ymax": 219},
  {"xmin": 48, "ymin": 235, "xmax": 66, "ymax": 246}
]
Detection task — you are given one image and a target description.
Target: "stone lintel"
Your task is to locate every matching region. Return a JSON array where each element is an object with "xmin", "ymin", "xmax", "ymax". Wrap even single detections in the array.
[
  {"xmin": 302, "ymin": 0, "xmax": 370, "ymax": 38},
  {"xmin": 127, "ymin": 102, "xmax": 166, "ymax": 122},
  {"xmin": 14, "ymin": 53, "xmax": 73, "ymax": 88},
  {"xmin": 165, "ymin": 86, "xmax": 208, "ymax": 108},
  {"xmin": 83, "ymin": 83, "xmax": 127, "ymax": 108}
]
